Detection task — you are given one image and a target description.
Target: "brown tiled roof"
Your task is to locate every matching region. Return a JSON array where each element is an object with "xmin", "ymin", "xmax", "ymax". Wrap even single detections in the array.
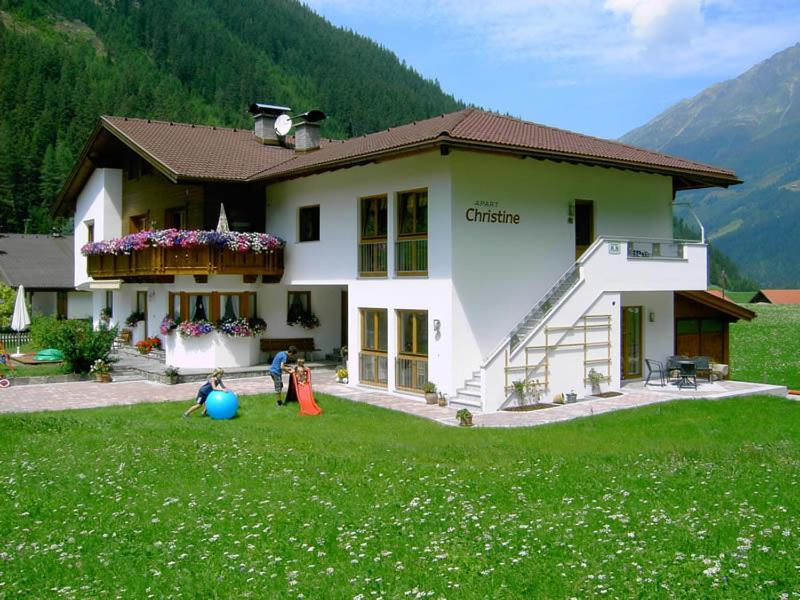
[
  {"xmin": 0, "ymin": 234, "xmax": 75, "ymax": 289},
  {"xmin": 102, "ymin": 116, "xmax": 296, "ymax": 181},
  {"xmin": 752, "ymin": 289, "xmax": 800, "ymax": 304},
  {"xmin": 58, "ymin": 108, "xmax": 741, "ymax": 213},
  {"xmin": 254, "ymin": 108, "xmax": 740, "ymax": 186}
]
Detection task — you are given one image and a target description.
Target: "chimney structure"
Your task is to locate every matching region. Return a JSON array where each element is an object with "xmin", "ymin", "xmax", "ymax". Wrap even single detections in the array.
[
  {"xmin": 293, "ymin": 109, "xmax": 326, "ymax": 152},
  {"xmin": 249, "ymin": 103, "xmax": 292, "ymax": 145}
]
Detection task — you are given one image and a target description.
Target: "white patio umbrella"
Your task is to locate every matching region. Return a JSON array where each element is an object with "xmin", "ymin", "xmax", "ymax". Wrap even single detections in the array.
[
  {"xmin": 216, "ymin": 203, "xmax": 230, "ymax": 233},
  {"xmin": 11, "ymin": 285, "xmax": 31, "ymax": 357}
]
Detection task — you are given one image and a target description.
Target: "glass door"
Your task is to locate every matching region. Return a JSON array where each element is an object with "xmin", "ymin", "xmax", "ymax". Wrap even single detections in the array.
[{"xmin": 621, "ymin": 306, "xmax": 642, "ymax": 379}]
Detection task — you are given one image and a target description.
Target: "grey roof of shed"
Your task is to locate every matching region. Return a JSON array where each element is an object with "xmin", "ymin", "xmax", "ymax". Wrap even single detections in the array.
[{"xmin": 0, "ymin": 234, "xmax": 75, "ymax": 290}]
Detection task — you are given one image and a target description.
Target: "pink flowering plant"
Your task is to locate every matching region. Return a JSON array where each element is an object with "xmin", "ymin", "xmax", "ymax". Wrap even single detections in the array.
[
  {"xmin": 81, "ymin": 229, "xmax": 285, "ymax": 256},
  {"xmin": 176, "ymin": 320, "xmax": 214, "ymax": 337},
  {"xmin": 217, "ymin": 317, "xmax": 267, "ymax": 337},
  {"xmin": 160, "ymin": 316, "xmax": 177, "ymax": 335}
]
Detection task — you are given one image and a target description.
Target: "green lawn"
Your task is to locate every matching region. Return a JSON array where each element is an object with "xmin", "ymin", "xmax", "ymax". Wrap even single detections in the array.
[
  {"xmin": 730, "ymin": 304, "xmax": 800, "ymax": 389},
  {"xmin": 2, "ymin": 394, "xmax": 799, "ymax": 598}
]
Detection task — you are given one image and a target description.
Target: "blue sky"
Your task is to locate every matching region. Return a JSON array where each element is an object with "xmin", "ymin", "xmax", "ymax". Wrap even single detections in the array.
[{"xmin": 302, "ymin": 0, "xmax": 800, "ymax": 139}]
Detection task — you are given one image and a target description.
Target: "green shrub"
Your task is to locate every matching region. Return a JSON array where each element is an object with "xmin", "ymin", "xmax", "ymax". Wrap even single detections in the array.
[
  {"xmin": 0, "ymin": 283, "xmax": 16, "ymax": 329},
  {"xmin": 29, "ymin": 314, "xmax": 63, "ymax": 349},
  {"xmin": 50, "ymin": 320, "xmax": 117, "ymax": 374}
]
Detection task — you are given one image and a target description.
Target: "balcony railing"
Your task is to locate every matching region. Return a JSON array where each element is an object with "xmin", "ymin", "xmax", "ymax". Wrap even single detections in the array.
[
  {"xmin": 395, "ymin": 355, "xmax": 428, "ymax": 393},
  {"xmin": 396, "ymin": 235, "xmax": 427, "ymax": 276},
  {"xmin": 359, "ymin": 351, "xmax": 388, "ymax": 387},
  {"xmin": 626, "ymin": 240, "xmax": 685, "ymax": 260},
  {"xmin": 87, "ymin": 246, "xmax": 284, "ymax": 281},
  {"xmin": 358, "ymin": 239, "xmax": 388, "ymax": 277}
]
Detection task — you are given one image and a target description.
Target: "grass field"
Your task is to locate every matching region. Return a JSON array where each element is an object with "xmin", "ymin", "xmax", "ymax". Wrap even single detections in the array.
[
  {"xmin": 2, "ymin": 394, "xmax": 799, "ymax": 598},
  {"xmin": 730, "ymin": 304, "xmax": 800, "ymax": 389}
]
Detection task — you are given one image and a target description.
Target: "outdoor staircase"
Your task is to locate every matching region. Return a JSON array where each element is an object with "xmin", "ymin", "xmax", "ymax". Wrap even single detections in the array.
[{"xmin": 450, "ymin": 249, "xmax": 587, "ymax": 410}]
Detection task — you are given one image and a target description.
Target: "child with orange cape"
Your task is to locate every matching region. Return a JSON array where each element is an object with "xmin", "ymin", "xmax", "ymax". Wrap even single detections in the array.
[{"xmin": 285, "ymin": 359, "xmax": 322, "ymax": 415}]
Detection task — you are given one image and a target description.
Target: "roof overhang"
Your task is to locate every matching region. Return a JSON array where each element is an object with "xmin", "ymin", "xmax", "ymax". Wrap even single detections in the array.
[
  {"xmin": 251, "ymin": 134, "xmax": 742, "ymax": 190},
  {"xmin": 676, "ymin": 291, "xmax": 755, "ymax": 321}
]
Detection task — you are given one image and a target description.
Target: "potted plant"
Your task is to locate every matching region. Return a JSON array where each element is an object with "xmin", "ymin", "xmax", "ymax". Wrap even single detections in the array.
[
  {"xmin": 99, "ymin": 307, "xmax": 112, "ymax": 324},
  {"xmin": 336, "ymin": 368, "xmax": 348, "ymax": 383},
  {"xmin": 423, "ymin": 381, "xmax": 438, "ymax": 404},
  {"xmin": 437, "ymin": 392, "xmax": 447, "ymax": 407},
  {"xmin": 512, "ymin": 379, "xmax": 526, "ymax": 405},
  {"xmin": 565, "ymin": 389, "xmax": 578, "ymax": 403},
  {"xmin": 125, "ymin": 311, "xmax": 145, "ymax": 327},
  {"xmin": 163, "ymin": 366, "xmax": 180, "ymax": 385},
  {"xmin": 526, "ymin": 379, "xmax": 543, "ymax": 404},
  {"xmin": 90, "ymin": 358, "xmax": 112, "ymax": 383},
  {"xmin": 588, "ymin": 368, "xmax": 604, "ymax": 395},
  {"xmin": 456, "ymin": 408, "xmax": 473, "ymax": 427}
]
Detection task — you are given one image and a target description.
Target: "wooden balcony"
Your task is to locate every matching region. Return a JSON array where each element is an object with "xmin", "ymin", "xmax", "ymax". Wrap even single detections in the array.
[{"xmin": 87, "ymin": 246, "xmax": 284, "ymax": 283}]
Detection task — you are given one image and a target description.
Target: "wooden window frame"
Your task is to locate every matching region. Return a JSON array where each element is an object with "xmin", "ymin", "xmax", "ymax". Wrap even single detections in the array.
[
  {"xmin": 397, "ymin": 309, "xmax": 428, "ymax": 357},
  {"xmin": 361, "ymin": 308, "xmax": 387, "ymax": 352},
  {"xmin": 169, "ymin": 292, "xmax": 256, "ymax": 322},
  {"xmin": 163, "ymin": 206, "xmax": 187, "ymax": 230},
  {"xmin": 396, "ymin": 189, "xmax": 428, "ymax": 277},
  {"xmin": 359, "ymin": 195, "xmax": 388, "ymax": 277},
  {"xmin": 129, "ymin": 212, "xmax": 149, "ymax": 234},
  {"xmin": 298, "ymin": 205, "xmax": 320, "ymax": 242},
  {"xmin": 85, "ymin": 221, "xmax": 94, "ymax": 243}
]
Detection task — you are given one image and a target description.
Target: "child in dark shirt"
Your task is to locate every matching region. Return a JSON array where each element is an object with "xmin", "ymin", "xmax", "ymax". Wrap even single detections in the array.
[{"xmin": 183, "ymin": 368, "xmax": 226, "ymax": 417}]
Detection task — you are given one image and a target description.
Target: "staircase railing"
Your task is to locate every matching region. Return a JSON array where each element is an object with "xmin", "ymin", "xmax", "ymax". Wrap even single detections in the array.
[{"xmin": 482, "ymin": 237, "xmax": 611, "ymax": 368}]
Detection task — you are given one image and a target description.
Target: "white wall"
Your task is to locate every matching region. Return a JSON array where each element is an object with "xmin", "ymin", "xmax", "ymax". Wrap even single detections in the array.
[
  {"xmin": 267, "ymin": 151, "xmax": 456, "ymax": 395},
  {"xmin": 67, "ymin": 291, "xmax": 93, "ymax": 319},
  {"xmin": 622, "ymin": 291, "xmax": 675, "ymax": 367},
  {"xmin": 450, "ymin": 151, "xmax": 674, "ymax": 392},
  {"xmin": 73, "ymin": 168, "xmax": 123, "ymax": 288}
]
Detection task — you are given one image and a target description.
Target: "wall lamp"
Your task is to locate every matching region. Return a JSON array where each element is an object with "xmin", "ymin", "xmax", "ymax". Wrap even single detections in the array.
[
  {"xmin": 568, "ymin": 201, "xmax": 575, "ymax": 224},
  {"xmin": 433, "ymin": 319, "xmax": 442, "ymax": 340},
  {"xmin": 649, "ymin": 311, "xmax": 656, "ymax": 323}
]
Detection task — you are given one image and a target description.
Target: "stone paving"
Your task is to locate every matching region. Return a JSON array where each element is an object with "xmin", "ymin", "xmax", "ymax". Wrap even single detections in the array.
[{"xmin": 0, "ymin": 366, "xmax": 789, "ymax": 428}]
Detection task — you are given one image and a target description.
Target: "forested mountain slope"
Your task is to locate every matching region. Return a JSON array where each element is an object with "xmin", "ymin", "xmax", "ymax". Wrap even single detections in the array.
[
  {"xmin": 622, "ymin": 43, "xmax": 800, "ymax": 287},
  {"xmin": 0, "ymin": 0, "xmax": 463, "ymax": 233}
]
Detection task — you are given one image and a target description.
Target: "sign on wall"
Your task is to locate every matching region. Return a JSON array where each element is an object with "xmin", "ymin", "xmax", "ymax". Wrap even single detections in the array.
[{"xmin": 464, "ymin": 201, "xmax": 521, "ymax": 224}]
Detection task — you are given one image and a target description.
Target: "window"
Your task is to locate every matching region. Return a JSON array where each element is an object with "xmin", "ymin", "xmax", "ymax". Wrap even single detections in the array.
[
  {"xmin": 398, "ymin": 310, "xmax": 428, "ymax": 356},
  {"xmin": 396, "ymin": 309, "xmax": 428, "ymax": 392},
  {"xmin": 129, "ymin": 213, "xmax": 148, "ymax": 233},
  {"xmin": 359, "ymin": 195, "xmax": 388, "ymax": 276},
  {"xmin": 169, "ymin": 292, "xmax": 257, "ymax": 322},
  {"xmin": 105, "ymin": 291, "xmax": 113, "ymax": 317},
  {"xmin": 164, "ymin": 207, "xmax": 186, "ymax": 230},
  {"xmin": 360, "ymin": 308, "xmax": 388, "ymax": 387},
  {"xmin": 287, "ymin": 291, "xmax": 311, "ymax": 324},
  {"xmin": 85, "ymin": 221, "xmax": 94, "ymax": 243},
  {"xmin": 298, "ymin": 205, "xmax": 320, "ymax": 242},
  {"xmin": 190, "ymin": 294, "xmax": 210, "ymax": 321},
  {"xmin": 396, "ymin": 189, "xmax": 428, "ymax": 276}
]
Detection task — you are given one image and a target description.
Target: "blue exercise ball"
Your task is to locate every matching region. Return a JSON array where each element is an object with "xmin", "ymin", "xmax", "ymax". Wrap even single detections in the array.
[{"xmin": 206, "ymin": 390, "xmax": 238, "ymax": 420}]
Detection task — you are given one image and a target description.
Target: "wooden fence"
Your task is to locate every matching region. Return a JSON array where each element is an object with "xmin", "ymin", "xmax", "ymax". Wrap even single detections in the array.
[{"xmin": 0, "ymin": 332, "xmax": 30, "ymax": 349}]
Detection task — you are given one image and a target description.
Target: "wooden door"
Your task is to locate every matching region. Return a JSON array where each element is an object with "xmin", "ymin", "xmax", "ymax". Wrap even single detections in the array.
[
  {"xmin": 340, "ymin": 290, "xmax": 348, "ymax": 349},
  {"xmin": 574, "ymin": 200, "xmax": 594, "ymax": 259},
  {"xmin": 137, "ymin": 291, "xmax": 148, "ymax": 338},
  {"xmin": 621, "ymin": 306, "xmax": 642, "ymax": 379}
]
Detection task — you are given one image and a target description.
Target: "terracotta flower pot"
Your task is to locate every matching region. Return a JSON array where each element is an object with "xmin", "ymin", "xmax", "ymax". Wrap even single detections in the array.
[
  {"xmin": 95, "ymin": 373, "xmax": 111, "ymax": 383},
  {"xmin": 425, "ymin": 392, "xmax": 438, "ymax": 405}
]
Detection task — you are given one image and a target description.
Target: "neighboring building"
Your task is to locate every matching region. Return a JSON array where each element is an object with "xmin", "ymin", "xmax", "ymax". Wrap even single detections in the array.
[
  {"xmin": 750, "ymin": 289, "xmax": 800, "ymax": 304},
  {"xmin": 0, "ymin": 234, "xmax": 92, "ymax": 319},
  {"xmin": 55, "ymin": 105, "xmax": 744, "ymax": 411}
]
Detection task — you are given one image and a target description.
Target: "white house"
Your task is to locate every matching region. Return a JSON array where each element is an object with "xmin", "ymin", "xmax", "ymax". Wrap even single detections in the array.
[{"xmin": 55, "ymin": 105, "xmax": 743, "ymax": 411}]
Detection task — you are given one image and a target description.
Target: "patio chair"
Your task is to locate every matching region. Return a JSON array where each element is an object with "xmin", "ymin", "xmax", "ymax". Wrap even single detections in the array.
[
  {"xmin": 644, "ymin": 358, "xmax": 667, "ymax": 386},
  {"xmin": 692, "ymin": 356, "xmax": 712, "ymax": 383},
  {"xmin": 677, "ymin": 360, "xmax": 697, "ymax": 390}
]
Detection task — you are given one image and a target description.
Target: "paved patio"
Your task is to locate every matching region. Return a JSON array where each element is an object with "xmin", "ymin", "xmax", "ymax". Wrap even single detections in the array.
[{"xmin": 0, "ymin": 366, "xmax": 790, "ymax": 428}]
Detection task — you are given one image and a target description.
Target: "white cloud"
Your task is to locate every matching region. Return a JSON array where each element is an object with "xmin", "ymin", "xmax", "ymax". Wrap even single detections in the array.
[{"xmin": 303, "ymin": 0, "xmax": 800, "ymax": 77}]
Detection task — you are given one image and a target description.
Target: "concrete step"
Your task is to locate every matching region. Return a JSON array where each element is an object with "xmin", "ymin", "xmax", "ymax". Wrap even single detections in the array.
[
  {"xmin": 455, "ymin": 386, "xmax": 480, "ymax": 398},
  {"xmin": 448, "ymin": 395, "xmax": 482, "ymax": 411}
]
